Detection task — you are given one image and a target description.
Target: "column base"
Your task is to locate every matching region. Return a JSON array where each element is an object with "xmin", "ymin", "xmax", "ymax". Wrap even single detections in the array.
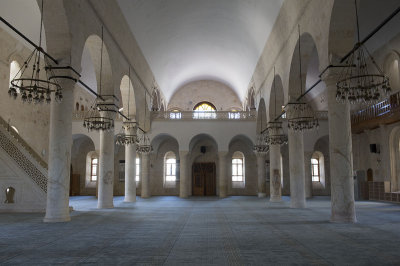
[
  {"xmin": 269, "ymin": 196, "xmax": 282, "ymax": 202},
  {"xmin": 258, "ymin": 193, "xmax": 267, "ymax": 198},
  {"xmin": 43, "ymin": 215, "xmax": 71, "ymax": 223},
  {"xmin": 330, "ymin": 214, "xmax": 357, "ymax": 223},
  {"xmin": 290, "ymin": 203, "xmax": 306, "ymax": 209},
  {"xmin": 97, "ymin": 203, "xmax": 114, "ymax": 209},
  {"xmin": 124, "ymin": 197, "xmax": 136, "ymax": 202}
]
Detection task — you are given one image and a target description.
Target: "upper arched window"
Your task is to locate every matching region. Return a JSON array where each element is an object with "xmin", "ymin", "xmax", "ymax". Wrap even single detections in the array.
[
  {"xmin": 9, "ymin": 61, "xmax": 21, "ymax": 91},
  {"xmin": 193, "ymin": 102, "xmax": 216, "ymax": 119},
  {"xmin": 194, "ymin": 102, "xmax": 216, "ymax": 111},
  {"xmin": 164, "ymin": 151, "xmax": 177, "ymax": 183},
  {"xmin": 232, "ymin": 151, "xmax": 245, "ymax": 184}
]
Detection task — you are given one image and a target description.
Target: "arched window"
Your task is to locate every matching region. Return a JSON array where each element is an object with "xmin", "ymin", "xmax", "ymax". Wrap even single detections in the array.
[
  {"xmin": 164, "ymin": 152, "xmax": 177, "ymax": 182},
  {"xmin": 311, "ymin": 151, "xmax": 325, "ymax": 187},
  {"xmin": 90, "ymin": 157, "xmax": 98, "ymax": 182},
  {"xmin": 136, "ymin": 157, "xmax": 140, "ymax": 182},
  {"xmin": 311, "ymin": 158, "xmax": 320, "ymax": 182},
  {"xmin": 193, "ymin": 101, "xmax": 216, "ymax": 119},
  {"xmin": 232, "ymin": 151, "xmax": 245, "ymax": 184},
  {"xmin": 9, "ymin": 61, "xmax": 21, "ymax": 92}
]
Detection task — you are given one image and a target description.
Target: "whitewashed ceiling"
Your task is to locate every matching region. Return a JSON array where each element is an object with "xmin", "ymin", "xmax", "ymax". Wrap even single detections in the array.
[{"xmin": 117, "ymin": 0, "xmax": 283, "ymax": 101}]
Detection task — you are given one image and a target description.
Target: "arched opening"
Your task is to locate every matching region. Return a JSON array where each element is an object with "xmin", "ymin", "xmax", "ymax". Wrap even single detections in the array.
[
  {"xmin": 9, "ymin": 61, "xmax": 21, "ymax": 91},
  {"xmin": 164, "ymin": 151, "xmax": 177, "ymax": 186},
  {"xmin": 4, "ymin": 187, "xmax": 15, "ymax": 204},
  {"xmin": 193, "ymin": 101, "xmax": 216, "ymax": 119},
  {"xmin": 232, "ymin": 151, "xmax": 245, "ymax": 187},
  {"xmin": 384, "ymin": 53, "xmax": 400, "ymax": 93},
  {"xmin": 189, "ymin": 134, "xmax": 218, "ymax": 196},
  {"xmin": 311, "ymin": 151, "xmax": 326, "ymax": 188},
  {"xmin": 389, "ymin": 126, "xmax": 400, "ymax": 191},
  {"xmin": 120, "ymin": 75, "xmax": 136, "ymax": 119},
  {"xmin": 256, "ymin": 98, "xmax": 267, "ymax": 135}
]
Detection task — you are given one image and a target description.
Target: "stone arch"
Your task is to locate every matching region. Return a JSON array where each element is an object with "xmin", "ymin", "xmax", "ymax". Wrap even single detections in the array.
[
  {"xmin": 384, "ymin": 51, "xmax": 400, "ymax": 93},
  {"xmin": 152, "ymin": 89, "xmax": 160, "ymax": 111},
  {"xmin": 327, "ymin": 0, "xmax": 357, "ymax": 59},
  {"xmin": 288, "ymin": 32, "xmax": 321, "ymax": 101},
  {"xmin": 71, "ymin": 134, "xmax": 96, "ymax": 195},
  {"xmin": 269, "ymin": 75, "xmax": 284, "ymax": 121},
  {"xmin": 120, "ymin": 75, "xmax": 136, "ymax": 118},
  {"xmin": 389, "ymin": 126, "xmax": 400, "ymax": 191},
  {"xmin": 256, "ymin": 98, "xmax": 267, "ymax": 134},
  {"xmin": 41, "ymin": 0, "xmax": 72, "ymax": 62},
  {"xmin": 80, "ymin": 35, "xmax": 114, "ymax": 95},
  {"xmin": 189, "ymin": 134, "xmax": 219, "ymax": 154},
  {"xmin": 248, "ymin": 88, "xmax": 256, "ymax": 110},
  {"xmin": 151, "ymin": 134, "xmax": 180, "ymax": 158}
]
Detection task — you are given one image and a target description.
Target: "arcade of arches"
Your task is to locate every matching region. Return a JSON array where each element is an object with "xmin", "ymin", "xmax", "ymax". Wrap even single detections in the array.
[{"xmin": 1, "ymin": 0, "xmax": 400, "ymax": 264}]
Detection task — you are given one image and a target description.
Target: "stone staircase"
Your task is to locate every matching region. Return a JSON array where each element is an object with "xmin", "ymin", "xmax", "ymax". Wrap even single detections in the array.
[{"xmin": 0, "ymin": 116, "xmax": 47, "ymax": 211}]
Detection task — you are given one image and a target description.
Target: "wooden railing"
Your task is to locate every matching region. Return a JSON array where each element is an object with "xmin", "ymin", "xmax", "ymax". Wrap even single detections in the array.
[{"xmin": 351, "ymin": 91, "xmax": 400, "ymax": 132}]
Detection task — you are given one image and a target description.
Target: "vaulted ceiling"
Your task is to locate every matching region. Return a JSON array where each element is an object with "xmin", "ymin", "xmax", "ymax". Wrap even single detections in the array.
[{"xmin": 117, "ymin": 0, "xmax": 283, "ymax": 102}]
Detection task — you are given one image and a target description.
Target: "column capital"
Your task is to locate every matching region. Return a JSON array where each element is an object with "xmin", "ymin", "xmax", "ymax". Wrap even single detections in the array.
[
  {"xmin": 320, "ymin": 68, "xmax": 341, "ymax": 87},
  {"xmin": 179, "ymin": 150, "xmax": 189, "ymax": 157}
]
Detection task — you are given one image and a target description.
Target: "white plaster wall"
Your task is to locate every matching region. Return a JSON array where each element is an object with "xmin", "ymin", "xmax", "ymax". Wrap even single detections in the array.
[
  {"xmin": 0, "ymin": 149, "xmax": 46, "ymax": 212},
  {"xmin": 168, "ymin": 80, "xmax": 242, "ymax": 111},
  {"xmin": 149, "ymin": 120, "xmax": 256, "ymax": 151}
]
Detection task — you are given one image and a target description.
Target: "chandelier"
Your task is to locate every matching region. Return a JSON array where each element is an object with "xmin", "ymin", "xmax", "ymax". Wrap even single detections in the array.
[
  {"xmin": 253, "ymin": 98, "xmax": 269, "ymax": 153},
  {"xmin": 266, "ymin": 67, "xmax": 288, "ymax": 145},
  {"xmin": 253, "ymin": 132, "xmax": 269, "ymax": 153},
  {"xmin": 136, "ymin": 93, "xmax": 153, "ymax": 154},
  {"xmin": 83, "ymin": 26, "xmax": 115, "ymax": 132},
  {"xmin": 336, "ymin": 0, "xmax": 391, "ymax": 104},
  {"xmin": 136, "ymin": 130, "xmax": 152, "ymax": 154},
  {"xmin": 286, "ymin": 25, "xmax": 318, "ymax": 132},
  {"xmin": 116, "ymin": 67, "xmax": 138, "ymax": 146},
  {"xmin": 8, "ymin": 0, "xmax": 63, "ymax": 104}
]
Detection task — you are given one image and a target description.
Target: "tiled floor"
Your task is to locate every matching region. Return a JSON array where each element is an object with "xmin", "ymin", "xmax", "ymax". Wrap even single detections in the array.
[{"xmin": 1, "ymin": 196, "xmax": 400, "ymax": 265}]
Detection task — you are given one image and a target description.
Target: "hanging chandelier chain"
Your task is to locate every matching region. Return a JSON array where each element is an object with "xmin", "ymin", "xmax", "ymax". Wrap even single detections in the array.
[{"xmin": 298, "ymin": 24, "xmax": 303, "ymax": 96}]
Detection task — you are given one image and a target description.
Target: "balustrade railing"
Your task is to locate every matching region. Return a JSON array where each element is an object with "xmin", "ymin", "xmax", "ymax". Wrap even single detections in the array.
[
  {"xmin": 151, "ymin": 110, "xmax": 257, "ymax": 121},
  {"xmin": 351, "ymin": 91, "xmax": 400, "ymax": 125}
]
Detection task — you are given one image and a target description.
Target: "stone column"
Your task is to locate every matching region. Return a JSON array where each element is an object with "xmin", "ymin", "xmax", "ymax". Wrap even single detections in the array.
[
  {"xmin": 324, "ymin": 72, "xmax": 356, "ymax": 223},
  {"xmin": 179, "ymin": 151, "xmax": 189, "ymax": 198},
  {"xmin": 44, "ymin": 72, "xmax": 77, "ymax": 223},
  {"xmin": 97, "ymin": 111, "xmax": 115, "ymax": 209},
  {"xmin": 304, "ymin": 151, "xmax": 313, "ymax": 198},
  {"xmin": 124, "ymin": 126, "xmax": 137, "ymax": 202},
  {"xmin": 269, "ymin": 144, "xmax": 282, "ymax": 202},
  {"xmin": 140, "ymin": 152, "xmax": 150, "ymax": 198},
  {"xmin": 288, "ymin": 130, "xmax": 306, "ymax": 208},
  {"xmin": 256, "ymin": 153, "xmax": 267, "ymax": 197},
  {"xmin": 219, "ymin": 151, "xmax": 228, "ymax": 198}
]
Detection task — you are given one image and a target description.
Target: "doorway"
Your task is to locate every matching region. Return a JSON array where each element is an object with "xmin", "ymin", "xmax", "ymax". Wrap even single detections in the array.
[{"xmin": 192, "ymin": 163, "xmax": 216, "ymax": 196}]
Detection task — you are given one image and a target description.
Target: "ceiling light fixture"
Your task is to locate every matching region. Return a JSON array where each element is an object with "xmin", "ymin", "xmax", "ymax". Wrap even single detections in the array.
[
  {"xmin": 8, "ymin": 0, "xmax": 63, "ymax": 104},
  {"xmin": 265, "ymin": 67, "xmax": 288, "ymax": 145},
  {"xmin": 116, "ymin": 67, "xmax": 138, "ymax": 146},
  {"xmin": 83, "ymin": 26, "xmax": 116, "ymax": 132},
  {"xmin": 286, "ymin": 25, "xmax": 319, "ymax": 132},
  {"xmin": 336, "ymin": 0, "xmax": 391, "ymax": 104}
]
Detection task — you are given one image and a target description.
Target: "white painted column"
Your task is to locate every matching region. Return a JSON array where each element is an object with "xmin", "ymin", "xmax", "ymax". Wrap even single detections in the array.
[
  {"xmin": 288, "ymin": 130, "xmax": 306, "ymax": 208},
  {"xmin": 304, "ymin": 151, "xmax": 313, "ymax": 198},
  {"xmin": 124, "ymin": 128, "xmax": 137, "ymax": 202},
  {"xmin": 269, "ymin": 144, "xmax": 282, "ymax": 202},
  {"xmin": 97, "ymin": 113, "xmax": 115, "ymax": 209},
  {"xmin": 219, "ymin": 151, "xmax": 228, "ymax": 198},
  {"xmin": 44, "ymin": 76, "xmax": 76, "ymax": 223},
  {"xmin": 141, "ymin": 152, "xmax": 150, "ymax": 198},
  {"xmin": 256, "ymin": 153, "xmax": 267, "ymax": 197},
  {"xmin": 325, "ymin": 73, "xmax": 356, "ymax": 223},
  {"xmin": 179, "ymin": 151, "xmax": 189, "ymax": 198}
]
